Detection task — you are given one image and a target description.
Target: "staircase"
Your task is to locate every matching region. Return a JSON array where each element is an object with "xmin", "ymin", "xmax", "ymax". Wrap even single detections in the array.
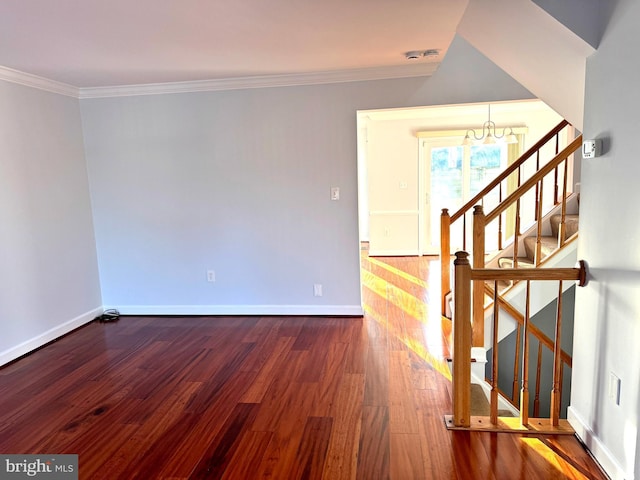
[
  {"xmin": 440, "ymin": 120, "xmax": 588, "ymax": 433},
  {"xmin": 493, "ymin": 194, "xmax": 579, "ymax": 293}
]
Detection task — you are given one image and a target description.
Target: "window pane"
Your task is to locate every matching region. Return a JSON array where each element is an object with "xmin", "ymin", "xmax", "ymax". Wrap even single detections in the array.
[
  {"xmin": 431, "ymin": 146, "xmax": 463, "ymax": 206},
  {"xmin": 431, "ymin": 146, "xmax": 463, "ymax": 248},
  {"xmin": 469, "ymin": 145, "xmax": 505, "ymax": 197}
]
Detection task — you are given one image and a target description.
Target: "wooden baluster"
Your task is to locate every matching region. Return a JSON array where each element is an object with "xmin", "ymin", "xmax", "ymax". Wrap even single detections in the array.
[
  {"xmin": 550, "ymin": 281, "xmax": 564, "ymax": 426},
  {"xmin": 462, "ymin": 215, "xmax": 467, "ymax": 251},
  {"xmin": 513, "ymin": 166, "xmax": 522, "ymax": 268},
  {"xmin": 472, "ymin": 206, "xmax": 485, "ymax": 348},
  {"xmin": 554, "ymin": 133, "xmax": 560, "ymax": 205},
  {"xmin": 498, "ymin": 183, "xmax": 503, "ymax": 251},
  {"xmin": 453, "ymin": 251, "xmax": 472, "ymax": 427},
  {"xmin": 512, "ymin": 323, "xmax": 522, "ymax": 403},
  {"xmin": 534, "ymin": 151, "xmax": 540, "ymax": 221},
  {"xmin": 559, "ymin": 159, "xmax": 569, "ymax": 248},
  {"xmin": 441, "ymin": 209, "xmax": 451, "ymax": 316},
  {"xmin": 535, "ymin": 180, "xmax": 544, "ymax": 266},
  {"xmin": 520, "ymin": 281, "xmax": 531, "ymax": 425},
  {"xmin": 534, "ymin": 342, "xmax": 542, "ymax": 417},
  {"xmin": 491, "ymin": 281, "xmax": 499, "ymax": 424},
  {"xmin": 514, "ymin": 198, "xmax": 521, "ymax": 268},
  {"xmin": 554, "ymin": 167, "xmax": 559, "ymax": 206},
  {"xmin": 559, "ymin": 359, "xmax": 565, "ymax": 420}
]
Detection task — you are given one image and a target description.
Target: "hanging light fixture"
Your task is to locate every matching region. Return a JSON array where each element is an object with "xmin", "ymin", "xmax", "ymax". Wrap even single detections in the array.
[{"xmin": 462, "ymin": 104, "xmax": 519, "ymax": 146}]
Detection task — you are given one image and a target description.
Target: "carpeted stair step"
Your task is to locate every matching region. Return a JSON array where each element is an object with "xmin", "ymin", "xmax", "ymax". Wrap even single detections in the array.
[
  {"xmin": 550, "ymin": 214, "xmax": 579, "ymax": 239},
  {"xmin": 523, "ymin": 235, "xmax": 558, "ymax": 262},
  {"xmin": 497, "ymin": 257, "xmax": 535, "ymax": 269},
  {"xmin": 470, "ymin": 383, "xmax": 513, "ymax": 417},
  {"xmin": 494, "ymin": 257, "xmax": 535, "ymax": 290}
]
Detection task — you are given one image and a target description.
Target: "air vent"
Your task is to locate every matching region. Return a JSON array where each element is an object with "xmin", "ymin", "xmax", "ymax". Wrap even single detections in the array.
[{"xmin": 404, "ymin": 49, "xmax": 440, "ymax": 60}]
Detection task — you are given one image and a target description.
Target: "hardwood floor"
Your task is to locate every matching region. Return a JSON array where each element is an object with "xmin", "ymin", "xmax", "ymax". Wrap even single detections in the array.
[{"xmin": 0, "ymin": 253, "xmax": 608, "ymax": 479}]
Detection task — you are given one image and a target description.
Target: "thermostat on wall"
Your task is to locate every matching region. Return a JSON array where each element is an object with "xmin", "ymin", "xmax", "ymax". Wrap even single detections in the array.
[{"xmin": 582, "ymin": 139, "xmax": 601, "ymax": 159}]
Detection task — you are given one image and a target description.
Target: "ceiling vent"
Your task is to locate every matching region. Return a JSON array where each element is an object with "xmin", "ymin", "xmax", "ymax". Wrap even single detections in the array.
[{"xmin": 404, "ymin": 49, "xmax": 440, "ymax": 60}]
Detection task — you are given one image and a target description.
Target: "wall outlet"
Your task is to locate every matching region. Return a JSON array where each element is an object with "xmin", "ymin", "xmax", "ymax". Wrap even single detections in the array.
[
  {"xmin": 207, "ymin": 270, "xmax": 216, "ymax": 282},
  {"xmin": 313, "ymin": 284, "xmax": 323, "ymax": 297}
]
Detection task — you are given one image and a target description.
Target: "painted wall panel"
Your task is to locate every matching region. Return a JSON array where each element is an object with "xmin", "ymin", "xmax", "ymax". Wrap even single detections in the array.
[
  {"xmin": 0, "ymin": 80, "xmax": 102, "ymax": 364},
  {"xmin": 571, "ymin": 1, "xmax": 640, "ymax": 478},
  {"xmin": 80, "ymin": 35, "xmax": 533, "ymax": 313}
]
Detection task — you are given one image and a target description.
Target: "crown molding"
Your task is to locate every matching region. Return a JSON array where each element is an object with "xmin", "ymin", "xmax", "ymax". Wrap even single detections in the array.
[
  {"xmin": 0, "ymin": 65, "xmax": 79, "ymax": 98},
  {"xmin": 78, "ymin": 63, "xmax": 439, "ymax": 99},
  {"xmin": 0, "ymin": 62, "xmax": 439, "ymax": 100}
]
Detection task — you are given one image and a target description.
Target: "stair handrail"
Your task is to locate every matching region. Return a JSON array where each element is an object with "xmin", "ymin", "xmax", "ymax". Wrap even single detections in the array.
[
  {"xmin": 484, "ymin": 136, "xmax": 582, "ymax": 225},
  {"xmin": 440, "ymin": 120, "xmax": 572, "ymax": 314},
  {"xmin": 448, "ymin": 251, "xmax": 587, "ymax": 432},
  {"xmin": 484, "ymin": 283, "xmax": 572, "ymax": 368},
  {"xmin": 470, "ymin": 135, "xmax": 582, "ymax": 346},
  {"xmin": 484, "ymin": 282, "xmax": 572, "ymax": 413},
  {"xmin": 449, "ymin": 120, "xmax": 569, "ymax": 225}
]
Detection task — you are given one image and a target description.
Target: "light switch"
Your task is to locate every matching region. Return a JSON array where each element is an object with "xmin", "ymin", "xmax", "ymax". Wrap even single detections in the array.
[
  {"xmin": 331, "ymin": 187, "xmax": 340, "ymax": 200},
  {"xmin": 609, "ymin": 372, "xmax": 621, "ymax": 405}
]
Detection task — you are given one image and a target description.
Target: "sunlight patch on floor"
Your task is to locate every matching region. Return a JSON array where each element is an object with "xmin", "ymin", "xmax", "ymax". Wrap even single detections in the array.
[
  {"xmin": 361, "ymin": 270, "xmax": 427, "ymax": 321},
  {"xmin": 363, "ymin": 304, "xmax": 451, "ymax": 381},
  {"xmin": 366, "ymin": 256, "xmax": 429, "ymax": 289},
  {"xmin": 519, "ymin": 436, "xmax": 591, "ymax": 479}
]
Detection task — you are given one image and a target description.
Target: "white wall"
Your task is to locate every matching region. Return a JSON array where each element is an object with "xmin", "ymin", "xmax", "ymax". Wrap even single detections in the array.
[
  {"xmin": 570, "ymin": 1, "xmax": 640, "ymax": 478},
  {"xmin": 457, "ymin": 0, "xmax": 594, "ymax": 131},
  {"xmin": 79, "ymin": 34, "xmax": 533, "ymax": 316},
  {"xmin": 0, "ymin": 80, "xmax": 102, "ymax": 365},
  {"xmin": 359, "ymin": 35, "xmax": 535, "ymax": 251},
  {"xmin": 532, "ymin": 0, "xmax": 609, "ymax": 49}
]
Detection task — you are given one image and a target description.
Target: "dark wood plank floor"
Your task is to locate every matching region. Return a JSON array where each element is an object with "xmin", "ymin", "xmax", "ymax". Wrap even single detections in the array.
[{"xmin": 0, "ymin": 253, "xmax": 608, "ymax": 479}]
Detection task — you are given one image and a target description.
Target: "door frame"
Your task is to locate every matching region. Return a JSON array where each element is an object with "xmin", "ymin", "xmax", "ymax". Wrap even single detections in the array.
[{"xmin": 418, "ymin": 129, "xmax": 527, "ymax": 255}]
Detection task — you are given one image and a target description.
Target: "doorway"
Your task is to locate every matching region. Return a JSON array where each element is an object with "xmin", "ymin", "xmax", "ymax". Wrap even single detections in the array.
[
  {"xmin": 357, "ymin": 100, "xmax": 561, "ymax": 258},
  {"xmin": 419, "ymin": 138, "xmax": 509, "ymax": 254}
]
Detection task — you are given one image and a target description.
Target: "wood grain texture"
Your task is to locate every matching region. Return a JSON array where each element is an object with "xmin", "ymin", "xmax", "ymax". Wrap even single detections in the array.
[
  {"xmin": 357, "ymin": 406, "xmax": 389, "ymax": 480},
  {"xmin": 0, "ymin": 254, "xmax": 607, "ymax": 479}
]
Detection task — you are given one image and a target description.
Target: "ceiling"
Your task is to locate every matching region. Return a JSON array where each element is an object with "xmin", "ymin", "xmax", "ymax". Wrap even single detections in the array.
[{"xmin": 0, "ymin": 0, "xmax": 468, "ymax": 88}]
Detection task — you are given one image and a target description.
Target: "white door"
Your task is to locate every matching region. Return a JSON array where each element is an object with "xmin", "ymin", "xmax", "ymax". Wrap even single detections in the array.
[{"xmin": 420, "ymin": 139, "xmax": 508, "ymax": 254}]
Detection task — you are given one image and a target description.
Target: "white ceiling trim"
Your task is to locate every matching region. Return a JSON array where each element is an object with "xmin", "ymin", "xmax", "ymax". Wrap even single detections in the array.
[
  {"xmin": 0, "ymin": 65, "xmax": 79, "ymax": 98},
  {"xmin": 78, "ymin": 63, "xmax": 439, "ymax": 99},
  {"xmin": 0, "ymin": 62, "xmax": 439, "ymax": 99}
]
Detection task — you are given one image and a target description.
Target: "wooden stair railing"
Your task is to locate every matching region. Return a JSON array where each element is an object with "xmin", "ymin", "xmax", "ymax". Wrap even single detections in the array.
[
  {"xmin": 440, "ymin": 120, "xmax": 574, "ymax": 316},
  {"xmin": 470, "ymin": 135, "xmax": 582, "ymax": 346},
  {"xmin": 484, "ymin": 282, "xmax": 572, "ymax": 416},
  {"xmin": 445, "ymin": 251, "xmax": 587, "ymax": 433}
]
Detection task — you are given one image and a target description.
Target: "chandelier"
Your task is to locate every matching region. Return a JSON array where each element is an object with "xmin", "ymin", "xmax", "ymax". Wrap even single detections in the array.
[{"xmin": 462, "ymin": 104, "xmax": 518, "ymax": 145}]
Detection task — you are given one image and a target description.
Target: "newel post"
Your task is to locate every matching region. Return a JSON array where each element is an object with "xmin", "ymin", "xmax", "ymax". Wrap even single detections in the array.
[
  {"xmin": 453, "ymin": 251, "xmax": 472, "ymax": 427},
  {"xmin": 472, "ymin": 205, "xmax": 485, "ymax": 348},
  {"xmin": 440, "ymin": 208, "xmax": 451, "ymax": 316}
]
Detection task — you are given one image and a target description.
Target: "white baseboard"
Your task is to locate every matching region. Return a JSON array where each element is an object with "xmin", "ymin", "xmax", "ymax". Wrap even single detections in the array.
[
  {"xmin": 367, "ymin": 249, "xmax": 419, "ymax": 257},
  {"xmin": 0, "ymin": 306, "xmax": 103, "ymax": 367},
  {"xmin": 567, "ymin": 406, "xmax": 630, "ymax": 480},
  {"xmin": 0, "ymin": 304, "xmax": 363, "ymax": 367},
  {"xmin": 103, "ymin": 304, "xmax": 364, "ymax": 316}
]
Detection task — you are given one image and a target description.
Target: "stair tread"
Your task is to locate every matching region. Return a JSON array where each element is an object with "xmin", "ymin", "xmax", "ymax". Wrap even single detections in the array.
[
  {"xmin": 523, "ymin": 235, "xmax": 558, "ymax": 261},
  {"xmin": 498, "ymin": 257, "xmax": 535, "ymax": 268},
  {"xmin": 550, "ymin": 214, "xmax": 579, "ymax": 238},
  {"xmin": 470, "ymin": 383, "xmax": 514, "ymax": 417}
]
